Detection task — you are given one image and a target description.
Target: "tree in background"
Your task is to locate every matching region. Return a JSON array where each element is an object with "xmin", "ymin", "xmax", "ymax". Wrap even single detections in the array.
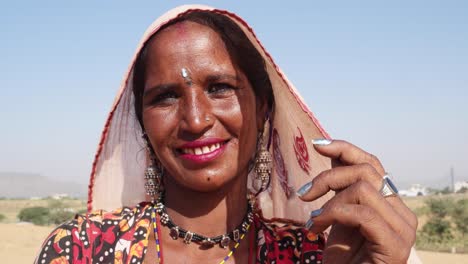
[
  {"xmin": 416, "ymin": 197, "xmax": 468, "ymax": 252},
  {"xmin": 47, "ymin": 199, "xmax": 76, "ymax": 224},
  {"xmin": 451, "ymin": 199, "xmax": 468, "ymax": 239},
  {"xmin": 17, "ymin": 199, "xmax": 78, "ymax": 226},
  {"xmin": 18, "ymin": 206, "xmax": 51, "ymax": 225},
  {"xmin": 420, "ymin": 198, "xmax": 454, "ymax": 243}
]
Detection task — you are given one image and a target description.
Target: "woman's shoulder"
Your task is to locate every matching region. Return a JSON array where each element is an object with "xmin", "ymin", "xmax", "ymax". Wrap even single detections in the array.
[
  {"xmin": 84, "ymin": 202, "xmax": 153, "ymax": 223},
  {"xmin": 255, "ymin": 214, "xmax": 325, "ymax": 263},
  {"xmin": 43, "ymin": 202, "xmax": 152, "ymax": 234},
  {"xmin": 35, "ymin": 202, "xmax": 153, "ymax": 264}
]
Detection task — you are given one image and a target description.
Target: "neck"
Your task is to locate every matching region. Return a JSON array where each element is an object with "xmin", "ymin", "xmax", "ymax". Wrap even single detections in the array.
[{"xmin": 162, "ymin": 173, "xmax": 249, "ymax": 238}]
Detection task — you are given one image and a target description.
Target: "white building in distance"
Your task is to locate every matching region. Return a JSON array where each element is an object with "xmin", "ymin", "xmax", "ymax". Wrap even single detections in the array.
[
  {"xmin": 399, "ymin": 184, "xmax": 428, "ymax": 197},
  {"xmin": 454, "ymin": 181, "xmax": 468, "ymax": 193}
]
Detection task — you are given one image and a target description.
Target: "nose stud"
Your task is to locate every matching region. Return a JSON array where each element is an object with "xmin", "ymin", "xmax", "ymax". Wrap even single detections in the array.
[
  {"xmin": 181, "ymin": 68, "xmax": 192, "ymax": 86},
  {"xmin": 205, "ymin": 116, "xmax": 210, "ymax": 122}
]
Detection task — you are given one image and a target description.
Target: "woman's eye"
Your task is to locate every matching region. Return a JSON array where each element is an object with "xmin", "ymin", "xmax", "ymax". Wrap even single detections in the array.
[
  {"xmin": 208, "ymin": 83, "xmax": 237, "ymax": 95},
  {"xmin": 149, "ymin": 91, "xmax": 178, "ymax": 105}
]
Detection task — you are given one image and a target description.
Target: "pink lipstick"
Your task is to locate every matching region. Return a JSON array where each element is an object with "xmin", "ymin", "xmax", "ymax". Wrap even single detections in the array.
[{"xmin": 177, "ymin": 138, "xmax": 228, "ymax": 164}]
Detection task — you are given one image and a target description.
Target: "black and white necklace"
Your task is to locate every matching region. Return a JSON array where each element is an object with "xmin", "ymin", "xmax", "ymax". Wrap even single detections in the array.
[{"xmin": 153, "ymin": 200, "xmax": 254, "ymax": 248}]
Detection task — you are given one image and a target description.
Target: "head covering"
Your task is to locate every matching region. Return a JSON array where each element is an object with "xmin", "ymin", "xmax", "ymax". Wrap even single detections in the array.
[
  {"xmin": 87, "ymin": 4, "xmax": 333, "ymax": 222},
  {"xmin": 87, "ymin": 6, "xmax": 424, "ymax": 262}
]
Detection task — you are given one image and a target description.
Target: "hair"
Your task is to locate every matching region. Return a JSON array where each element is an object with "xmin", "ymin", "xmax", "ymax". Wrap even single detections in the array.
[{"xmin": 132, "ymin": 11, "xmax": 273, "ymax": 130}]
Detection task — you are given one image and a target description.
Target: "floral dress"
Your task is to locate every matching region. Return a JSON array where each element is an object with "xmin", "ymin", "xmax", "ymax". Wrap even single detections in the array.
[{"xmin": 35, "ymin": 202, "xmax": 324, "ymax": 264}]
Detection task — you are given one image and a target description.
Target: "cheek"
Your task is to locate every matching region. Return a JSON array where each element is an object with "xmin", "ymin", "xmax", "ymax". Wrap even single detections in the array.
[
  {"xmin": 215, "ymin": 91, "xmax": 258, "ymax": 151},
  {"xmin": 142, "ymin": 109, "xmax": 177, "ymax": 151},
  {"xmin": 217, "ymin": 92, "xmax": 255, "ymax": 128}
]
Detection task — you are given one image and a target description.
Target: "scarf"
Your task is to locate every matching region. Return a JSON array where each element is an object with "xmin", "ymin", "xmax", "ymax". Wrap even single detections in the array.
[{"xmin": 88, "ymin": 4, "xmax": 335, "ymax": 223}]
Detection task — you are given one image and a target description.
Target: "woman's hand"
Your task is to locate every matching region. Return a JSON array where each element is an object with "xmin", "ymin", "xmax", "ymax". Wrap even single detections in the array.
[{"xmin": 297, "ymin": 139, "xmax": 417, "ymax": 264}]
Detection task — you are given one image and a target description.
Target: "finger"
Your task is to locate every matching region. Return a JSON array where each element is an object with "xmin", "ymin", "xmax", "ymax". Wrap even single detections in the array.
[
  {"xmin": 308, "ymin": 203, "xmax": 412, "ymax": 263},
  {"xmin": 312, "ymin": 139, "xmax": 385, "ymax": 175},
  {"xmin": 298, "ymin": 164, "xmax": 382, "ymax": 201},
  {"xmin": 382, "ymin": 176, "xmax": 419, "ymax": 230},
  {"xmin": 323, "ymin": 180, "xmax": 416, "ymax": 245},
  {"xmin": 297, "ymin": 164, "xmax": 418, "ymax": 230}
]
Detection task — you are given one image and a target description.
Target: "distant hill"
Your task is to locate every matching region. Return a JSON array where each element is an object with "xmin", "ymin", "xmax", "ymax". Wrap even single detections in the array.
[{"xmin": 0, "ymin": 172, "xmax": 86, "ymax": 198}]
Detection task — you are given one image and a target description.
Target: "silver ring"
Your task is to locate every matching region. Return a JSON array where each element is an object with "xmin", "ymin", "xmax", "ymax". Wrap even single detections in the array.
[{"xmin": 379, "ymin": 174, "xmax": 399, "ymax": 198}]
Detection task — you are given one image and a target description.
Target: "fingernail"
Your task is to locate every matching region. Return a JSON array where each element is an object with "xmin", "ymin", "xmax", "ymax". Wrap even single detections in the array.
[
  {"xmin": 311, "ymin": 138, "xmax": 332, "ymax": 146},
  {"xmin": 296, "ymin": 182, "xmax": 313, "ymax": 197},
  {"xmin": 305, "ymin": 218, "xmax": 314, "ymax": 229},
  {"xmin": 310, "ymin": 208, "xmax": 323, "ymax": 218}
]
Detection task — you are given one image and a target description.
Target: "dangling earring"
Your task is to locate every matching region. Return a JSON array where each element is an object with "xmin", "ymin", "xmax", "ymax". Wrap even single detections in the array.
[
  {"xmin": 142, "ymin": 133, "xmax": 164, "ymax": 203},
  {"xmin": 253, "ymin": 132, "xmax": 272, "ymax": 193},
  {"xmin": 144, "ymin": 162, "xmax": 163, "ymax": 202}
]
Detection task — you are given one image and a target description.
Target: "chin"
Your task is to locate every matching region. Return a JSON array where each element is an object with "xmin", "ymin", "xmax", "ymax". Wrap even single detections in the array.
[
  {"xmin": 176, "ymin": 171, "xmax": 242, "ymax": 193},
  {"xmin": 189, "ymin": 183, "xmax": 225, "ymax": 193}
]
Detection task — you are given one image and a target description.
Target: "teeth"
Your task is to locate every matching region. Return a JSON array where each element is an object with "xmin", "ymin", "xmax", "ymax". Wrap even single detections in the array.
[
  {"xmin": 209, "ymin": 144, "xmax": 216, "ymax": 152},
  {"xmin": 181, "ymin": 143, "xmax": 222, "ymax": 155},
  {"xmin": 212, "ymin": 143, "xmax": 220, "ymax": 151},
  {"xmin": 202, "ymin": 146, "xmax": 210, "ymax": 153},
  {"xmin": 182, "ymin": 148, "xmax": 194, "ymax": 154}
]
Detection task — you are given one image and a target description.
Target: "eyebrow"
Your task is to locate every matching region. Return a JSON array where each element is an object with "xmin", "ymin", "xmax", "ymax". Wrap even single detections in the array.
[
  {"xmin": 143, "ymin": 73, "xmax": 241, "ymax": 96},
  {"xmin": 144, "ymin": 83, "xmax": 177, "ymax": 97},
  {"xmin": 206, "ymin": 73, "xmax": 241, "ymax": 83}
]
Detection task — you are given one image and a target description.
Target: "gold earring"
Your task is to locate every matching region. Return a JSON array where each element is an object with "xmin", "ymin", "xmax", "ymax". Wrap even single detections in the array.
[
  {"xmin": 253, "ymin": 133, "xmax": 272, "ymax": 192},
  {"xmin": 144, "ymin": 162, "xmax": 163, "ymax": 202},
  {"xmin": 142, "ymin": 132, "xmax": 164, "ymax": 202}
]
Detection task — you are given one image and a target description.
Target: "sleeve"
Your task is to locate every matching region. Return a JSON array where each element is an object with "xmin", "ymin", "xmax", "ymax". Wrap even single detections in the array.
[
  {"xmin": 34, "ymin": 220, "xmax": 78, "ymax": 264},
  {"xmin": 257, "ymin": 218, "xmax": 326, "ymax": 263},
  {"xmin": 300, "ymin": 229, "xmax": 325, "ymax": 263}
]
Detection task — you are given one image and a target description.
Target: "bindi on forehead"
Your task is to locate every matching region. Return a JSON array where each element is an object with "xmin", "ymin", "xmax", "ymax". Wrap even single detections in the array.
[
  {"xmin": 172, "ymin": 22, "xmax": 191, "ymax": 40},
  {"xmin": 168, "ymin": 21, "xmax": 218, "ymax": 45}
]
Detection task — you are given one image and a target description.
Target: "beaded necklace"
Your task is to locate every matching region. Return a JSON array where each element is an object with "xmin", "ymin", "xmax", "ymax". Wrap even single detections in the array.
[
  {"xmin": 151, "ymin": 207, "xmax": 162, "ymax": 262},
  {"xmin": 155, "ymin": 201, "xmax": 253, "ymax": 247},
  {"xmin": 151, "ymin": 204, "xmax": 253, "ymax": 264}
]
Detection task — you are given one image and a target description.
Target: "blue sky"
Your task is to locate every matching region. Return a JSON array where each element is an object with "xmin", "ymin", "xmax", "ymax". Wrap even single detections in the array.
[{"xmin": 1, "ymin": 0, "xmax": 467, "ymax": 189}]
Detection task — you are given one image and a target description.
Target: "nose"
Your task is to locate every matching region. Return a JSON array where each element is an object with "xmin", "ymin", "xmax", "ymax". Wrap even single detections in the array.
[{"xmin": 179, "ymin": 88, "xmax": 214, "ymax": 137}]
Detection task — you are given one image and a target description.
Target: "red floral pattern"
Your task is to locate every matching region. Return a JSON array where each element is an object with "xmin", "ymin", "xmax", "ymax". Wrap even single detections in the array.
[
  {"xmin": 35, "ymin": 203, "xmax": 324, "ymax": 263},
  {"xmin": 255, "ymin": 217, "xmax": 324, "ymax": 263},
  {"xmin": 293, "ymin": 127, "xmax": 311, "ymax": 174},
  {"xmin": 272, "ymin": 128, "xmax": 292, "ymax": 198}
]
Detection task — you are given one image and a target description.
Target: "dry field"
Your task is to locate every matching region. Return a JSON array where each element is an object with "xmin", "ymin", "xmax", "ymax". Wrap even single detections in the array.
[
  {"xmin": 0, "ymin": 197, "xmax": 467, "ymax": 263},
  {"xmin": 0, "ymin": 198, "xmax": 85, "ymax": 263},
  {"xmin": 0, "ymin": 222, "xmax": 54, "ymax": 263},
  {"xmin": 417, "ymin": 250, "xmax": 468, "ymax": 263}
]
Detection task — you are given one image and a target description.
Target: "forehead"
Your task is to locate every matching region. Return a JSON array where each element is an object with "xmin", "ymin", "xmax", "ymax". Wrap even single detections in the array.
[{"xmin": 145, "ymin": 21, "xmax": 232, "ymax": 71}]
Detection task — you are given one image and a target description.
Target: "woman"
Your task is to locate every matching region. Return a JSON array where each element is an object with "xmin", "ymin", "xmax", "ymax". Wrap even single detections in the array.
[{"xmin": 36, "ymin": 5, "xmax": 418, "ymax": 263}]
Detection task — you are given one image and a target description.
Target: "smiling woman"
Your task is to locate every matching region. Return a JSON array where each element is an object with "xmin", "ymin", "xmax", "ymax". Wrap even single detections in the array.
[
  {"xmin": 35, "ymin": 5, "xmax": 418, "ymax": 264},
  {"xmin": 139, "ymin": 18, "xmax": 265, "ymax": 194}
]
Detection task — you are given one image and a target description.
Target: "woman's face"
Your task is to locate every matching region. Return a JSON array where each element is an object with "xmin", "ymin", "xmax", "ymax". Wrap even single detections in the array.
[{"xmin": 142, "ymin": 21, "xmax": 264, "ymax": 192}]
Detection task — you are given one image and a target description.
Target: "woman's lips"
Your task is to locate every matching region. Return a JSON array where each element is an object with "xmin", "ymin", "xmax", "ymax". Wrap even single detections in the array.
[{"xmin": 176, "ymin": 139, "xmax": 228, "ymax": 164}]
